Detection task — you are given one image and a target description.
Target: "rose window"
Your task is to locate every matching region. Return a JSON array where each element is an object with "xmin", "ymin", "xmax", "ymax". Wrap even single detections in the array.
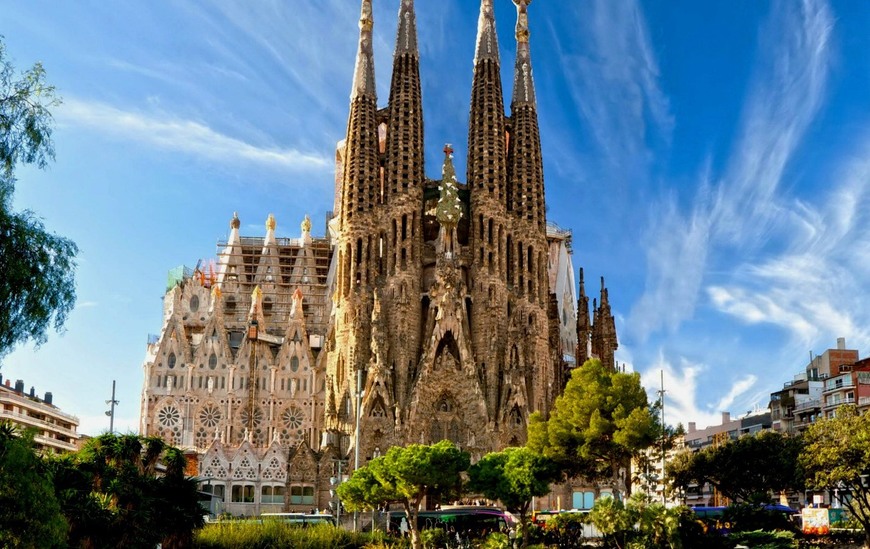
[
  {"xmin": 157, "ymin": 405, "xmax": 181, "ymax": 428},
  {"xmin": 240, "ymin": 406, "xmax": 263, "ymax": 429},
  {"xmin": 282, "ymin": 406, "xmax": 305, "ymax": 430},
  {"xmin": 199, "ymin": 404, "xmax": 222, "ymax": 428}
]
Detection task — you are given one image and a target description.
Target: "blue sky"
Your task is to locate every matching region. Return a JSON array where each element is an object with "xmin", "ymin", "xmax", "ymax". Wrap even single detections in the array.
[{"xmin": 3, "ymin": 0, "xmax": 870, "ymax": 436}]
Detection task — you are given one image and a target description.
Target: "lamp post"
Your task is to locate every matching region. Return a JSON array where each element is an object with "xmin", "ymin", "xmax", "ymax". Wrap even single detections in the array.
[
  {"xmin": 658, "ymin": 370, "xmax": 667, "ymax": 505},
  {"xmin": 105, "ymin": 379, "xmax": 119, "ymax": 433}
]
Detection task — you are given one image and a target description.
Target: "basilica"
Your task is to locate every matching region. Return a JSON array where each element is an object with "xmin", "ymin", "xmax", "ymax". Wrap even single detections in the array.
[{"xmin": 140, "ymin": 0, "xmax": 617, "ymax": 516}]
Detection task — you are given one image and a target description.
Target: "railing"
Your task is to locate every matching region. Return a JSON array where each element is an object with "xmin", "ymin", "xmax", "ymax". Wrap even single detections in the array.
[
  {"xmin": 824, "ymin": 396, "xmax": 855, "ymax": 408},
  {"xmin": 0, "ymin": 409, "xmax": 79, "ymax": 437},
  {"xmin": 825, "ymin": 378, "xmax": 855, "ymax": 390},
  {"xmin": 793, "ymin": 399, "xmax": 820, "ymax": 413}
]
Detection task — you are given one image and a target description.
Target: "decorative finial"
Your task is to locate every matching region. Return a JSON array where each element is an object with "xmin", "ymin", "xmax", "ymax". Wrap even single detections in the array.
[
  {"xmin": 436, "ymin": 144, "xmax": 463, "ymax": 229},
  {"xmin": 351, "ymin": 0, "xmax": 377, "ymax": 100},
  {"xmin": 266, "ymin": 213, "xmax": 276, "ymax": 232},
  {"xmin": 360, "ymin": 0, "xmax": 373, "ymax": 32},
  {"xmin": 514, "ymin": 0, "xmax": 530, "ymax": 44},
  {"xmin": 301, "ymin": 214, "xmax": 312, "ymax": 234},
  {"xmin": 230, "ymin": 212, "xmax": 241, "ymax": 229},
  {"xmin": 474, "ymin": 0, "xmax": 500, "ymax": 65}
]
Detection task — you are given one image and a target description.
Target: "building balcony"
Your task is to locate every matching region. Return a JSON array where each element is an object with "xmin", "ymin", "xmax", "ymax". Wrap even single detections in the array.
[
  {"xmin": 0, "ymin": 409, "xmax": 79, "ymax": 438},
  {"xmin": 793, "ymin": 399, "xmax": 820, "ymax": 413},
  {"xmin": 823, "ymin": 396, "xmax": 855, "ymax": 409}
]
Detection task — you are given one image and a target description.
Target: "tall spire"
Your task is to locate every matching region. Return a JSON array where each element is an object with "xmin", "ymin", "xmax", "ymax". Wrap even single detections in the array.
[
  {"xmin": 512, "ymin": 0, "xmax": 537, "ymax": 107},
  {"xmin": 506, "ymin": 0, "xmax": 544, "ymax": 228},
  {"xmin": 395, "ymin": 0, "xmax": 418, "ymax": 57},
  {"xmin": 474, "ymin": 0, "xmax": 500, "ymax": 65},
  {"xmin": 350, "ymin": 0, "xmax": 376, "ymax": 100}
]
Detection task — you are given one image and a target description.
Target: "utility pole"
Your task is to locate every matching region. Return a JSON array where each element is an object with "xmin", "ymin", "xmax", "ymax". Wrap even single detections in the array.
[
  {"xmin": 658, "ymin": 370, "xmax": 666, "ymax": 505},
  {"xmin": 105, "ymin": 379, "xmax": 119, "ymax": 433}
]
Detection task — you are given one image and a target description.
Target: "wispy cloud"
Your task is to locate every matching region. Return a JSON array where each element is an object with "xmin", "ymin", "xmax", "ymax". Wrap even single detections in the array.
[
  {"xmin": 640, "ymin": 353, "xmax": 737, "ymax": 430},
  {"xmin": 76, "ymin": 301, "xmax": 99, "ymax": 309},
  {"xmin": 59, "ymin": 98, "xmax": 331, "ymax": 173},
  {"xmin": 708, "ymin": 135, "xmax": 870, "ymax": 350},
  {"xmin": 629, "ymin": 0, "xmax": 833, "ymax": 340},
  {"xmin": 553, "ymin": 0, "xmax": 673, "ymax": 173}
]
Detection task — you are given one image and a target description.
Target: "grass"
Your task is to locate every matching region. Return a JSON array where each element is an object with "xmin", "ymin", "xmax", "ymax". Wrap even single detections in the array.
[{"xmin": 194, "ymin": 521, "xmax": 406, "ymax": 549}]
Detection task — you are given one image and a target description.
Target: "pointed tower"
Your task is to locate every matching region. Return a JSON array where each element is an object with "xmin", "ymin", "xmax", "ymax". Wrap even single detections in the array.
[
  {"xmin": 507, "ymin": 0, "xmax": 545, "ymax": 233},
  {"xmin": 467, "ymin": 0, "xmax": 511, "ymax": 422},
  {"xmin": 383, "ymin": 0, "xmax": 425, "ymax": 418},
  {"xmin": 576, "ymin": 268, "xmax": 591, "ymax": 367},
  {"xmin": 591, "ymin": 277, "xmax": 618, "ymax": 371}
]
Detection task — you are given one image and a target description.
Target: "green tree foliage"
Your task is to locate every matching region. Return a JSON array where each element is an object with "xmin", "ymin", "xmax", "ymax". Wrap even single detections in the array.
[
  {"xmin": 528, "ymin": 358, "xmax": 656, "ymax": 496},
  {"xmin": 666, "ymin": 430, "xmax": 804, "ymax": 503},
  {"xmin": 467, "ymin": 447, "xmax": 559, "ymax": 549},
  {"xmin": 338, "ymin": 440, "xmax": 470, "ymax": 549},
  {"xmin": 586, "ymin": 493, "xmax": 685, "ymax": 549},
  {"xmin": 800, "ymin": 405, "xmax": 870, "ymax": 548},
  {"xmin": 50, "ymin": 433, "xmax": 205, "ymax": 548},
  {"xmin": 0, "ymin": 37, "xmax": 77, "ymax": 358},
  {"xmin": 0, "ymin": 421, "xmax": 67, "ymax": 548}
]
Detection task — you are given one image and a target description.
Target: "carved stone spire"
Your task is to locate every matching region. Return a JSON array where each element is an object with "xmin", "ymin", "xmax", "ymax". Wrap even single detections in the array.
[
  {"xmin": 394, "ymin": 0, "xmax": 418, "ymax": 57},
  {"xmin": 511, "ymin": 0, "xmax": 537, "ymax": 107},
  {"xmin": 576, "ymin": 268, "xmax": 591, "ymax": 366},
  {"xmin": 591, "ymin": 277, "xmax": 618, "ymax": 371},
  {"xmin": 350, "ymin": 0, "xmax": 376, "ymax": 100},
  {"xmin": 474, "ymin": 0, "xmax": 500, "ymax": 65}
]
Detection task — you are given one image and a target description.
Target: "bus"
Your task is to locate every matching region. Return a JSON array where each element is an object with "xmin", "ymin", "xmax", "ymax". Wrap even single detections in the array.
[
  {"xmin": 260, "ymin": 512, "xmax": 335, "ymax": 526},
  {"xmin": 690, "ymin": 504, "xmax": 798, "ymax": 533},
  {"xmin": 387, "ymin": 507, "xmax": 514, "ymax": 538}
]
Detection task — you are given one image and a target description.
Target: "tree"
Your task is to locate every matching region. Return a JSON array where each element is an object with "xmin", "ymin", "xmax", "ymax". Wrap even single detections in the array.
[
  {"xmin": 800, "ymin": 405, "xmax": 870, "ymax": 549},
  {"xmin": 338, "ymin": 440, "xmax": 470, "ymax": 549},
  {"xmin": 467, "ymin": 447, "xmax": 560, "ymax": 549},
  {"xmin": 49, "ymin": 433, "xmax": 204, "ymax": 548},
  {"xmin": 0, "ymin": 37, "xmax": 77, "ymax": 358},
  {"xmin": 666, "ymin": 430, "xmax": 804, "ymax": 504},
  {"xmin": 0, "ymin": 421, "xmax": 67, "ymax": 548},
  {"xmin": 528, "ymin": 358, "xmax": 656, "ymax": 496}
]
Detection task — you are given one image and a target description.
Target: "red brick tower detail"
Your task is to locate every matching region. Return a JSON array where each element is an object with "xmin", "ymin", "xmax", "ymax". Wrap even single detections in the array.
[
  {"xmin": 383, "ymin": 0, "xmax": 424, "ymax": 414},
  {"xmin": 467, "ymin": 0, "xmax": 510, "ymax": 420}
]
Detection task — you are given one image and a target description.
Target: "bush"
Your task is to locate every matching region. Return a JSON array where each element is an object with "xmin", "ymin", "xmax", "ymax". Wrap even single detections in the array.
[
  {"xmin": 194, "ymin": 521, "xmax": 396, "ymax": 548},
  {"xmin": 729, "ymin": 529, "xmax": 797, "ymax": 549}
]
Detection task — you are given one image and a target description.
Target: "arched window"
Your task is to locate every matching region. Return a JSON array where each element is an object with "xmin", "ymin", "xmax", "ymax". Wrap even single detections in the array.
[
  {"xmin": 209, "ymin": 353, "xmax": 217, "ymax": 370},
  {"xmin": 167, "ymin": 352, "xmax": 176, "ymax": 369}
]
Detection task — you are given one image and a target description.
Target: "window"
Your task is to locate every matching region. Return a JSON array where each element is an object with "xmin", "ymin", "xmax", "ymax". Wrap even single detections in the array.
[
  {"xmin": 231, "ymin": 484, "xmax": 255, "ymax": 503},
  {"xmin": 209, "ymin": 353, "xmax": 217, "ymax": 370},
  {"xmin": 290, "ymin": 485, "xmax": 315, "ymax": 505},
  {"xmin": 261, "ymin": 485, "xmax": 286, "ymax": 504},
  {"xmin": 572, "ymin": 491, "xmax": 595, "ymax": 510},
  {"xmin": 167, "ymin": 352, "xmax": 176, "ymax": 369},
  {"xmin": 190, "ymin": 295, "xmax": 200, "ymax": 312},
  {"xmin": 290, "ymin": 356, "xmax": 299, "ymax": 372},
  {"xmin": 202, "ymin": 483, "xmax": 225, "ymax": 500}
]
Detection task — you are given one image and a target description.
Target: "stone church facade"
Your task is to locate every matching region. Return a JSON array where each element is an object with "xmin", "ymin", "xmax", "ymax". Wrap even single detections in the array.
[{"xmin": 140, "ymin": 0, "xmax": 618, "ymax": 517}]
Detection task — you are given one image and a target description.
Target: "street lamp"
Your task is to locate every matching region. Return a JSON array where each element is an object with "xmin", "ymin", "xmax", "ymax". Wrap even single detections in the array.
[{"xmin": 105, "ymin": 379, "xmax": 119, "ymax": 433}]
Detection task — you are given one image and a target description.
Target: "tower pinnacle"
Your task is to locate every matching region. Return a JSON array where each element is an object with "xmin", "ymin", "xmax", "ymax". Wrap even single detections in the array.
[
  {"xmin": 395, "ymin": 0, "xmax": 418, "ymax": 57},
  {"xmin": 512, "ymin": 0, "xmax": 537, "ymax": 107},
  {"xmin": 350, "ymin": 0, "xmax": 376, "ymax": 100},
  {"xmin": 474, "ymin": 0, "xmax": 500, "ymax": 66}
]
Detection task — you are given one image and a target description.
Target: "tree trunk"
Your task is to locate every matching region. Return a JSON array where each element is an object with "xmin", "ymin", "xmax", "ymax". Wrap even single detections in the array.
[{"xmin": 520, "ymin": 513, "xmax": 529, "ymax": 549}]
